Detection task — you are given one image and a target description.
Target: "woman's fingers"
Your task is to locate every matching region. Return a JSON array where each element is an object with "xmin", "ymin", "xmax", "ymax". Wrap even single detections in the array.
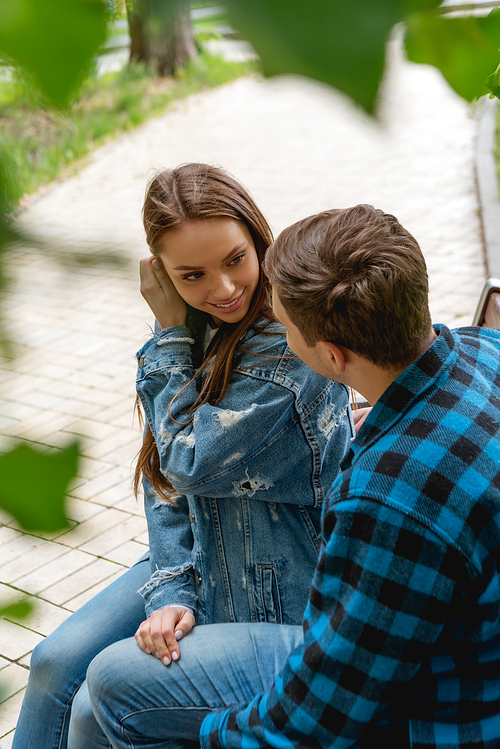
[
  {"xmin": 139, "ymin": 257, "xmax": 166, "ymax": 309},
  {"xmin": 172, "ymin": 609, "xmax": 196, "ymax": 643},
  {"xmin": 148, "ymin": 608, "xmax": 176, "ymax": 665},
  {"xmin": 353, "ymin": 406, "xmax": 371, "ymax": 433},
  {"xmin": 134, "ymin": 606, "xmax": 196, "ymax": 666},
  {"xmin": 139, "ymin": 256, "xmax": 187, "ymax": 328},
  {"xmin": 134, "ymin": 610, "xmax": 158, "ymax": 655}
]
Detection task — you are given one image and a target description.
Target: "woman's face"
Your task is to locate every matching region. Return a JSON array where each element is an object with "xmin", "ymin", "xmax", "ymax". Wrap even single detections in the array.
[{"xmin": 156, "ymin": 218, "xmax": 261, "ymax": 327}]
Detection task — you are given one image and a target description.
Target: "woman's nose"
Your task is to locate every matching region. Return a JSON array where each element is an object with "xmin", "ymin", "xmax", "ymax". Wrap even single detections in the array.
[{"xmin": 212, "ymin": 274, "xmax": 235, "ymax": 300}]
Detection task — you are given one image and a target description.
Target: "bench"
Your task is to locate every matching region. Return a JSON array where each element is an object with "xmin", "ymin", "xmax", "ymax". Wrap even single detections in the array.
[{"xmin": 473, "ymin": 278, "xmax": 500, "ymax": 328}]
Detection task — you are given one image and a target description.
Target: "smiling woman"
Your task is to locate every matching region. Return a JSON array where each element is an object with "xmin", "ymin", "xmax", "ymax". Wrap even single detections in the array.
[
  {"xmin": 12, "ymin": 163, "xmax": 354, "ymax": 749},
  {"xmin": 143, "ymin": 217, "xmax": 260, "ymax": 327}
]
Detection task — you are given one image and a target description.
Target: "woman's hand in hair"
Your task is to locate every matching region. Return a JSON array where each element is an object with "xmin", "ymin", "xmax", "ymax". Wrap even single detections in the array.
[
  {"xmin": 140, "ymin": 256, "xmax": 187, "ymax": 329},
  {"xmin": 135, "ymin": 605, "xmax": 195, "ymax": 666}
]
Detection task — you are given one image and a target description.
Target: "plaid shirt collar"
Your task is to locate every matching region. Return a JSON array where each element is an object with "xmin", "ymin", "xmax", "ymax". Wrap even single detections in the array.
[{"xmin": 344, "ymin": 324, "xmax": 456, "ymax": 467}]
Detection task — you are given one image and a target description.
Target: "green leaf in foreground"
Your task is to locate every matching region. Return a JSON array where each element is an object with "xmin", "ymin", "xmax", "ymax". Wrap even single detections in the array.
[
  {"xmin": 223, "ymin": 0, "xmax": 440, "ymax": 113},
  {"xmin": 405, "ymin": 8, "xmax": 500, "ymax": 102},
  {"xmin": 0, "ymin": 600, "xmax": 33, "ymax": 620},
  {"xmin": 0, "ymin": 442, "xmax": 79, "ymax": 531},
  {"xmin": 0, "ymin": 0, "xmax": 108, "ymax": 108}
]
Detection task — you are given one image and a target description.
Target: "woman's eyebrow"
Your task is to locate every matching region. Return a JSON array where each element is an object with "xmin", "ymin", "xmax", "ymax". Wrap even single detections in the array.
[{"xmin": 173, "ymin": 242, "xmax": 246, "ymax": 271}]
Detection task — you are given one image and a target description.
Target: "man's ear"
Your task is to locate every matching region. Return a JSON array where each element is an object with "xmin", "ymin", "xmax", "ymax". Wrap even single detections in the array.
[{"xmin": 318, "ymin": 341, "xmax": 347, "ymax": 375}]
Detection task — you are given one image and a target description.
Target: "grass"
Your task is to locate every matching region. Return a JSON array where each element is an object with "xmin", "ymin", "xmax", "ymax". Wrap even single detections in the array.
[{"xmin": 0, "ymin": 50, "xmax": 257, "ymax": 206}]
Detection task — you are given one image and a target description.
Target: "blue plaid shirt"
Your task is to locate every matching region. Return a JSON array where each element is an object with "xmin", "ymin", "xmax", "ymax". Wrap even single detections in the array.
[{"xmin": 200, "ymin": 325, "xmax": 500, "ymax": 749}]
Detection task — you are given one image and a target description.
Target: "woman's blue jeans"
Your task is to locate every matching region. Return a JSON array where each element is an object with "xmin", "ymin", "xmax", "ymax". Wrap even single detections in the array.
[
  {"xmin": 12, "ymin": 551, "xmax": 302, "ymax": 749},
  {"xmin": 86, "ymin": 623, "xmax": 303, "ymax": 749},
  {"xmin": 12, "ymin": 556, "xmax": 151, "ymax": 749}
]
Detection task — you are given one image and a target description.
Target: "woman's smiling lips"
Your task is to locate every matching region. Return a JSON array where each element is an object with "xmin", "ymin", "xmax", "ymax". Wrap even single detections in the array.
[{"xmin": 208, "ymin": 291, "xmax": 245, "ymax": 314}]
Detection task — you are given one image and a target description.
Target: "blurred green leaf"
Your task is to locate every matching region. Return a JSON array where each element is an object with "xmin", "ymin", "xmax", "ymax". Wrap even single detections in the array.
[
  {"xmin": 0, "ymin": 0, "xmax": 108, "ymax": 108},
  {"xmin": 0, "ymin": 152, "xmax": 22, "ymax": 251},
  {"xmin": 0, "ymin": 600, "xmax": 33, "ymax": 620},
  {"xmin": 0, "ymin": 442, "xmax": 79, "ymax": 531},
  {"xmin": 223, "ymin": 0, "xmax": 441, "ymax": 113},
  {"xmin": 487, "ymin": 60, "xmax": 500, "ymax": 99},
  {"xmin": 405, "ymin": 8, "xmax": 500, "ymax": 102}
]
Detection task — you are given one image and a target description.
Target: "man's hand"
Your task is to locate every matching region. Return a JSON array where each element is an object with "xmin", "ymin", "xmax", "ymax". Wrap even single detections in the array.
[{"xmin": 135, "ymin": 606, "xmax": 196, "ymax": 666}]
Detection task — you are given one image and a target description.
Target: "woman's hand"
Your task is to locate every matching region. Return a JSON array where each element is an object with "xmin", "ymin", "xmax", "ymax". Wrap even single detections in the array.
[
  {"xmin": 135, "ymin": 606, "xmax": 196, "ymax": 665},
  {"xmin": 140, "ymin": 256, "xmax": 187, "ymax": 329},
  {"xmin": 353, "ymin": 406, "xmax": 371, "ymax": 433}
]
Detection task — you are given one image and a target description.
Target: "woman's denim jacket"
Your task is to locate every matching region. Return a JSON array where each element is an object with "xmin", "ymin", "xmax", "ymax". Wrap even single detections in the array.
[{"xmin": 136, "ymin": 321, "xmax": 354, "ymax": 626}]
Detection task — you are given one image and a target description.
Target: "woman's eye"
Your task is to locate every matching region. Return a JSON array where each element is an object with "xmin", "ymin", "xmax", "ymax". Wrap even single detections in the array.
[
  {"xmin": 229, "ymin": 254, "xmax": 244, "ymax": 266},
  {"xmin": 184, "ymin": 272, "xmax": 203, "ymax": 281}
]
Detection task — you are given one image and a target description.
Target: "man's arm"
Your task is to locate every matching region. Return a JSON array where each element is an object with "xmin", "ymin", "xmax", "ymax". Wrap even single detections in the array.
[{"xmin": 201, "ymin": 497, "xmax": 462, "ymax": 749}]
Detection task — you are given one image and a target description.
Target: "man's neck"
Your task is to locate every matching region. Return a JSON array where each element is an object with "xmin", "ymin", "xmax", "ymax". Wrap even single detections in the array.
[{"xmin": 349, "ymin": 327, "xmax": 437, "ymax": 406}]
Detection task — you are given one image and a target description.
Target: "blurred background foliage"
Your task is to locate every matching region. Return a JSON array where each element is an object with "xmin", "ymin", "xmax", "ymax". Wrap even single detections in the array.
[{"xmin": 0, "ymin": 0, "xmax": 499, "ymax": 606}]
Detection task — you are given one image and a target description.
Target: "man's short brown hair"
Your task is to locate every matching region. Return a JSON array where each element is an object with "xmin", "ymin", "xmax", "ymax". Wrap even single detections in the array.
[{"xmin": 264, "ymin": 205, "xmax": 432, "ymax": 371}]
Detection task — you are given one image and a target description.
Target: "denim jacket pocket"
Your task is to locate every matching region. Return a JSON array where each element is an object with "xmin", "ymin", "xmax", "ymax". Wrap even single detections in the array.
[{"xmin": 253, "ymin": 563, "xmax": 284, "ymax": 624}]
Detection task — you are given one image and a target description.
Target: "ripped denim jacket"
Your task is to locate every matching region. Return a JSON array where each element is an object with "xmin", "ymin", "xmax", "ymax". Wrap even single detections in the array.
[{"xmin": 136, "ymin": 321, "xmax": 354, "ymax": 626}]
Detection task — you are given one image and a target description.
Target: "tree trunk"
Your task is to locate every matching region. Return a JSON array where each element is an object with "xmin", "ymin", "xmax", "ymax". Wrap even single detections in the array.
[{"xmin": 126, "ymin": 1, "xmax": 197, "ymax": 76}]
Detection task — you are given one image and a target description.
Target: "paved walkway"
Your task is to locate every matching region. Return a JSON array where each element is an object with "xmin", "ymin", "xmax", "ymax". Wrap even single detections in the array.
[{"xmin": 0, "ymin": 37, "xmax": 488, "ymax": 746}]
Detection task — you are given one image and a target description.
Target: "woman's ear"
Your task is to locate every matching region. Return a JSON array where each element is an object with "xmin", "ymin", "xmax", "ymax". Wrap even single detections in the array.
[{"xmin": 318, "ymin": 341, "xmax": 347, "ymax": 376}]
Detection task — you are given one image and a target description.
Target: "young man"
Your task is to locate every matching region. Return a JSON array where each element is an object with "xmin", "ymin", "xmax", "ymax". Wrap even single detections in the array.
[{"xmin": 87, "ymin": 205, "xmax": 500, "ymax": 749}]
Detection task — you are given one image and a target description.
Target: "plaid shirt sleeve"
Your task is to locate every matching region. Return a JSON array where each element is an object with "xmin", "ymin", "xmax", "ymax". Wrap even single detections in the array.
[{"xmin": 200, "ymin": 496, "xmax": 462, "ymax": 749}]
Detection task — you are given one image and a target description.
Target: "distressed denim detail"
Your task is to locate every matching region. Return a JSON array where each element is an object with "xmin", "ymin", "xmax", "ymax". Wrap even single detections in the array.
[
  {"xmin": 137, "ymin": 563, "xmax": 197, "ymax": 615},
  {"xmin": 231, "ymin": 469, "xmax": 274, "ymax": 497},
  {"xmin": 138, "ymin": 564, "xmax": 194, "ymax": 596},
  {"xmin": 137, "ymin": 321, "xmax": 354, "ymax": 626},
  {"xmin": 156, "ymin": 337, "xmax": 195, "ymax": 346},
  {"xmin": 318, "ymin": 402, "xmax": 350, "ymax": 439},
  {"xmin": 216, "ymin": 404, "xmax": 257, "ymax": 426}
]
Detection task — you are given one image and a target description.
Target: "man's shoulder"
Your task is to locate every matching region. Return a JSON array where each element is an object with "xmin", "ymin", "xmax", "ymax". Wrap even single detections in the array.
[
  {"xmin": 453, "ymin": 325, "xmax": 500, "ymax": 359},
  {"xmin": 334, "ymin": 397, "xmax": 500, "ymax": 562}
]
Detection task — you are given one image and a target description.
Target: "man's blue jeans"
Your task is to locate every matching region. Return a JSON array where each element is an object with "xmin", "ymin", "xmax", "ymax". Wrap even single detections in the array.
[
  {"xmin": 12, "ymin": 556, "xmax": 151, "ymax": 749},
  {"xmin": 87, "ymin": 623, "xmax": 303, "ymax": 749}
]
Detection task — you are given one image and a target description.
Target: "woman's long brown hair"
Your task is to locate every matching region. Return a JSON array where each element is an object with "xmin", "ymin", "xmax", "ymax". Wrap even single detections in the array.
[{"xmin": 134, "ymin": 163, "xmax": 275, "ymax": 502}]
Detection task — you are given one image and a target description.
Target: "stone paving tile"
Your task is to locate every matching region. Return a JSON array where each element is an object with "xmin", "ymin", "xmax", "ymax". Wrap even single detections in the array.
[
  {"xmin": 0, "ymin": 585, "xmax": 19, "ymax": 610},
  {"xmin": 0, "ymin": 528, "xmax": 23, "ymax": 548},
  {"xmin": 0, "ymin": 411, "xmax": 77, "ymax": 440},
  {"xmin": 77, "ymin": 515, "xmax": 147, "ymax": 556},
  {"xmin": 73, "ymin": 477, "xmax": 136, "ymax": 508},
  {"xmin": 0, "ymin": 533, "xmax": 46, "ymax": 568},
  {"xmin": 0, "ymin": 34, "xmax": 490, "ymax": 740},
  {"xmin": 0, "ymin": 692, "xmax": 23, "ymax": 747},
  {"xmin": 62, "ymin": 418, "xmax": 121, "ymax": 441},
  {"xmin": 68, "ymin": 465, "xmax": 134, "ymax": 501},
  {"xmin": 80, "ymin": 427, "xmax": 140, "ymax": 461},
  {"xmin": 41, "ymin": 557, "xmax": 125, "ymax": 605},
  {"xmin": 75, "ymin": 456, "xmax": 115, "ymax": 481},
  {"xmin": 2, "ymin": 596, "xmax": 72, "ymax": 637},
  {"xmin": 16, "ymin": 656, "xmax": 30, "ymax": 670},
  {"xmin": 12, "ymin": 549, "xmax": 95, "ymax": 596},
  {"xmin": 0, "ymin": 540, "xmax": 70, "ymax": 583},
  {"xmin": 54, "ymin": 507, "xmax": 129, "ymax": 548},
  {"xmin": 89, "ymin": 396, "xmax": 139, "ymax": 427},
  {"xmin": 0, "ymin": 731, "xmax": 15, "ymax": 749},
  {"xmin": 114, "ymin": 493, "xmax": 148, "ymax": 517},
  {"xmin": 0, "ymin": 418, "xmax": 17, "ymax": 436},
  {"xmin": 0, "ymin": 619, "xmax": 44, "ymax": 661},
  {"xmin": 104, "ymin": 539, "xmax": 148, "ymax": 566},
  {"xmin": 5, "ymin": 522, "xmax": 76, "ymax": 544},
  {"xmin": 65, "ymin": 497, "xmax": 112, "ymax": 524},
  {"xmin": 0, "ymin": 402, "xmax": 39, "ymax": 423},
  {"xmin": 0, "ymin": 664, "xmax": 30, "ymax": 702},
  {"xmin": 38, "ymin": 430, "xmax": 94, "ymax": 452}
]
